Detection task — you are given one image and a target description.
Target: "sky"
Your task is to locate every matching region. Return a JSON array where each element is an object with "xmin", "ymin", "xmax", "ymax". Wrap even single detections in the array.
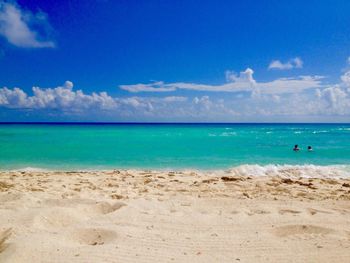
[{"xmin": 1, "ymin": 0, "xmax": 350, "ymax": 122}]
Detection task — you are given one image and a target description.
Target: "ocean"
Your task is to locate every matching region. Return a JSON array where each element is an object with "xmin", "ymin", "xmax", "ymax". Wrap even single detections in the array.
[{"xmin": 1, "ymin": 123, "xmax": 350, "ymax": 176}]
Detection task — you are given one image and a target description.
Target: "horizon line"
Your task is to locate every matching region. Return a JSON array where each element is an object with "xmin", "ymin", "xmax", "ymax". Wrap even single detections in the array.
[{"xmin": 1, "ymin": 122, "xmax": 350, "ymax": 125}]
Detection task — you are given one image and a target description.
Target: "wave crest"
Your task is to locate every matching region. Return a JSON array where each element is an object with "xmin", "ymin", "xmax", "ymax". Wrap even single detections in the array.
[
  {"xmin": 5, "ymin": 164, "xmax": 350, "ymax": 178},
  {"xmin": 227, "ymin": 164, "xmax": 350, "ymax": 178}
]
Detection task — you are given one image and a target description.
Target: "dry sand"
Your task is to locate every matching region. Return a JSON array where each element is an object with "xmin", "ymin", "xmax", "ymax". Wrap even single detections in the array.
[{"xmin": 0, "ymin": 169, "xmax": 350, "ymax": 262}]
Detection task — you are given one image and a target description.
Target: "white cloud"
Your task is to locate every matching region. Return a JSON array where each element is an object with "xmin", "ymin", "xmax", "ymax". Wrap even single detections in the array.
[
  {"xmin": 0, "ymin": 82, "xmax": 191, "ymax": 119},
  {"xmin": 193, "ymin": 95, "xmax": 211, "ymax": 109},
  {"xmin": 119, "ymin": 81, "xmax": 176, "ymax": 93},
  {"xmin": 293, "ymin": 57, "xmax": 303, "ymax": 68},
  {"xmin": 313, "ymin": 70, "xmax": 350, "ymax": 115},
  {"xmin": 121, "ymin": 68, "xmax": 257, "ymax": 94},
  {"xmin": 120, "ymin": 68, "xmax": 322, "ymax": 95},
  {"xmin": 162, "ymin": 96, "xmax": 188, "ymax": 102},
  {"xmin": 341, "ymin": 70, "xmax": 350, "ymax": 86},
  {"xmin": 0, "ymin": 86, "xmax": 28, "ymax": 107},
  {"xmin": 258, "ymin": 75, "xmax": 323, "ymax": 94},
  {"xmin": 225, "ymin": 68, "xmax": 256, "ymax": 84},
  {"xmin": 322, "ymin": 86, "xmax": 347, "ymax": 106},
  {"xmin": 2, "ymin": 68, "xmax": 350, "ymax": 121},
  {"xmin": 0, "ymin": 81, "xmax": 117, "ymax": 110},
  {"xmin": 0, "ymin": 1, "xmax": 54, "ymax": 48},
  {"xmin": 268, "ymin": 57, "xmax": 303, "ymax": 70}
]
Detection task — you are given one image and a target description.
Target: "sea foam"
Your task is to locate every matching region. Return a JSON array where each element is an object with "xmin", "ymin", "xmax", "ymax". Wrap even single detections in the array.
[
  {"xmin": 6, "ymin": 164, "xmax": 350, "ymax": 179},
  {"xmin": 226, "ymin": 164, "xmax": 350, "ymax": 179}
]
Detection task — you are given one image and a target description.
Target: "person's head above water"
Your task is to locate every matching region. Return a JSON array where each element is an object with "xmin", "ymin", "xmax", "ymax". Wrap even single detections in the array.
[
  {"xmin": 293, "ymin": 144, "xmax": 300, "ymax": 151},
  {"xmin": 308, "ymin": 146, "xmax": 313, "ymax": 151}
]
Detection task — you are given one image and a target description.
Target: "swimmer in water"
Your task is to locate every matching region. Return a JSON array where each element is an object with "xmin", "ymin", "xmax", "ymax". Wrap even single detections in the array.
[
  {"xmin": 307, "ymin": 146, "xmax": 313, "ymax": 151},
  {"xmin": 293, "ymin": 144, "xmax": 300, "ymax": 151}
]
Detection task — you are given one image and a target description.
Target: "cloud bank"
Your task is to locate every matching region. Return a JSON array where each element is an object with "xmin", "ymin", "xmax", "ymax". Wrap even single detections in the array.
[
  {"xmin": 1, "ymin": 67, "xmax": 350, "ymax": 121},
  {"xmin": 0, "ymin": 81, "xmax": 189, "ymax": 111}
]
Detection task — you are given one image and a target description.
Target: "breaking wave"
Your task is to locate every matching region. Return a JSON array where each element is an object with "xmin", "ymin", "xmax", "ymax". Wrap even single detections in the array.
[
  {"xmin": 226, "ymin": 164, "xmax": 350, "ymax": 179},
  {"xmin": 6, "ymin": 164, "xmax": 350, "ymax": 179}
]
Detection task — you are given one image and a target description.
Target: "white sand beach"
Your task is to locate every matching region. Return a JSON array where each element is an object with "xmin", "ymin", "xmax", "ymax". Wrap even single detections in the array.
[{"xmin": 1, "ymin": 170, "xmax": 350, "ymax": 262}]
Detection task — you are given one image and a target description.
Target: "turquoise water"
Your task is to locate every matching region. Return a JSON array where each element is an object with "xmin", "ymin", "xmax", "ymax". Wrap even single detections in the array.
[{"xmin": 0, "ymin": 123, "xmax": 350, "ymax": 171}]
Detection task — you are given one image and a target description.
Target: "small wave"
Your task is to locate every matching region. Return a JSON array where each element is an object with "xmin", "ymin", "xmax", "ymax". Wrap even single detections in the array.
[
  {"xmin": 226, "ymin": 164, "xmax": 350, "ymax": 179},
  {"xmin": 312, "ymin": 130, "xmax": 329, "ymax": 134},
  {"xmin": 10, "ymin": 167, "xmax": 49, "ymax": 172},
  {"xmin": 221, "ymin": 132, "xmax": 237, "ymax": 136},
  {"xmin": 208, "ymin": 132, "xmax": 237, "ymax": 137}
]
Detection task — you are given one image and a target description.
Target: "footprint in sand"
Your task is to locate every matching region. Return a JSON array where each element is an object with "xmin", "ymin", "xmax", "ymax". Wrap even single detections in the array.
[
  {"xmin": 43, "ymin": 198, "xmax": 94, "ymax": 206},
  {"xmin": 0, "ymin": 228, "xmax": 11, "ymax": 253},
  {"xmin": 307, "ymin": 208, "xmax": 333, "ymax": 215},
  {"xmin": 71, "ymin": 228, "xmax": 117, "ymax": 246},
  {"xmin": 278, "ymin": 209, "xmax": 302, "ymax": 215},
  {"xmin": 246, "ymin": 209, "xmax": 271, "ymax": 216},
  {"xmin": 274, "ymin": 224, "xmax": 335, "ymax": 239},
  {"xmin": 31, "ymin": 208, "xmax": 84, "ymax": 229},
  {"xmin": 92, "ymin": 202, "xmax": 126, "ymax": 215},
  {"xmin": 0, "ymin": 193, "xmax": 23, "ymax": 203}
]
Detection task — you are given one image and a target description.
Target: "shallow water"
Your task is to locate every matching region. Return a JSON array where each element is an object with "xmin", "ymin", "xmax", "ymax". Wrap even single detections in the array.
[{"xmin": 0, "ymin": 123, "xmax": 350, "ymax": 171}]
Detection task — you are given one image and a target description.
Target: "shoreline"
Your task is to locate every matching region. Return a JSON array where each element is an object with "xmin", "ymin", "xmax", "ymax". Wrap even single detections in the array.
[
  {"xmin": 1, "ymin": 170, "xmax": 350, "ymax": 262},
  {"xmin": 2, "ymin": 163, "xmax": 350, "ymax": 178}
]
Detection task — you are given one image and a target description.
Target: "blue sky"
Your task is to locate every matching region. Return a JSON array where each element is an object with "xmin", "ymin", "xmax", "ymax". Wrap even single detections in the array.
[{"xmin": 1, "ymin": 0, "xmax": 350, "ymax": 122}]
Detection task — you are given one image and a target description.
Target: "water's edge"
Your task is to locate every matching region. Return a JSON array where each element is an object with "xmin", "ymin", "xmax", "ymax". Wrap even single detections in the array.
[{"xmin": 3, "ymin": 164, "xmax": 350, "ymax": 179}]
